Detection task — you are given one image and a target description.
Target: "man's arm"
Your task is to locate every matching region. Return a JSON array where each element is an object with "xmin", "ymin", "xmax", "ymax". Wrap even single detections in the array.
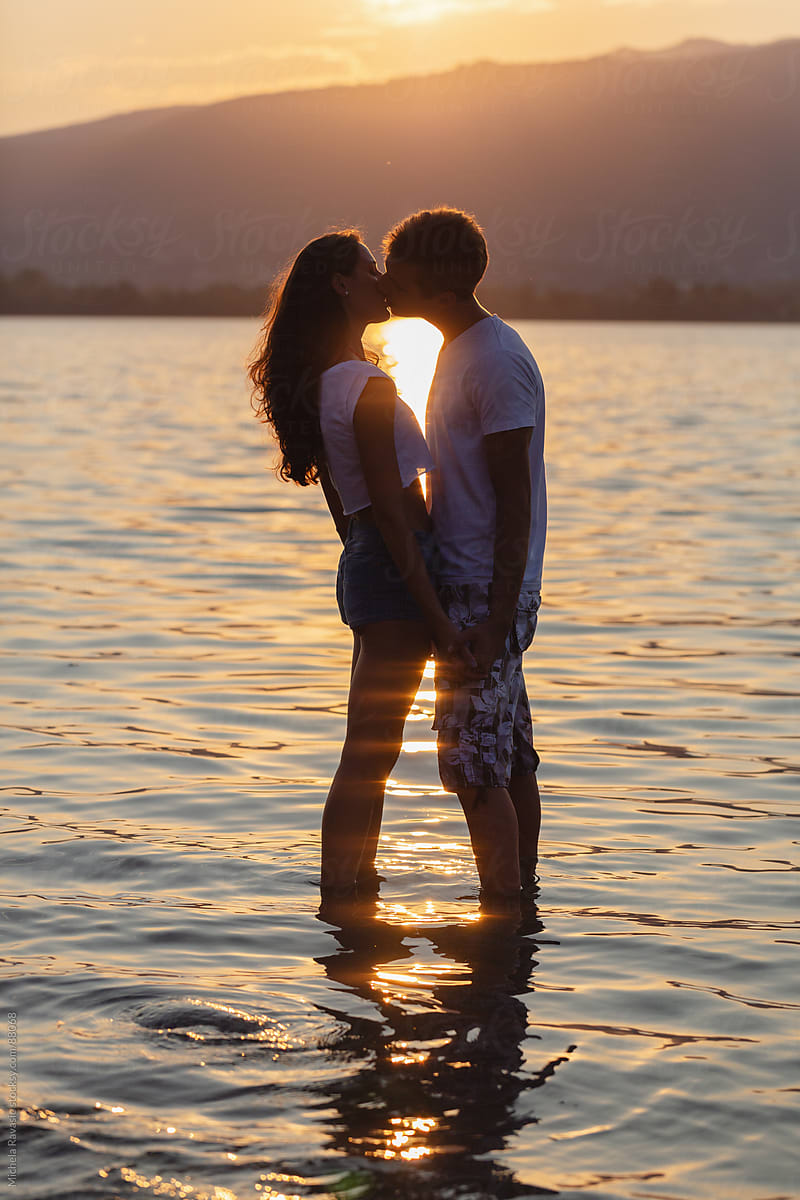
[
  {"xmin": 458, "ymin": 426, "xmax": 532, "ymax": 677},
  {"xmin": 487, "ymin": 425, "xmax": 533, "ymax": 629}
]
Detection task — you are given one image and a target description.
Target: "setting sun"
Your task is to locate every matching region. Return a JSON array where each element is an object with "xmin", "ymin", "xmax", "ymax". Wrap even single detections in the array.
[
  {"xmin": 367, "ymin": 0, "xmax": 552, "ymax": 24},
  {"xmin": 367, "ymin": 0, "xmax": 482, "ymax": 23},
  {"xmin": 373, "ymin": 317, "xmax": 444, "ymax": 428}
]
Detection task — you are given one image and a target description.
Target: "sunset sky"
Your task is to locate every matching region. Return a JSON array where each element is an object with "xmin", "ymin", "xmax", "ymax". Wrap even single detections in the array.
[{"xmin": 1, "ymin": 0, "xmax": 799, "ymax": 137}]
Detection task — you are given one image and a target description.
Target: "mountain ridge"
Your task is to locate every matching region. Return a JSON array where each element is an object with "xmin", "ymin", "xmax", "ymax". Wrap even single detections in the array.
[
  {"xmin": 2, "ymin": 38, "xmax": 797, "ymax": 291},
  {"xmin": 3, "ymin": 35, "xmax": 779, "ymax": 141}
]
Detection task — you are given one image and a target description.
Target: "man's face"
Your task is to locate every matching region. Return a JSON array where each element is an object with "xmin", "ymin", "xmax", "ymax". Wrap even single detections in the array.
[{"xmin": 380, "ymin": 257, "xmax": 435, "ymax": 318}]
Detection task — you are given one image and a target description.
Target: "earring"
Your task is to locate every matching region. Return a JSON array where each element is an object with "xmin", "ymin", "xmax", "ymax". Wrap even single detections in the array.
[{"xmin": 344, "ymin": 289, "xmax": 350, "ymax": 297}]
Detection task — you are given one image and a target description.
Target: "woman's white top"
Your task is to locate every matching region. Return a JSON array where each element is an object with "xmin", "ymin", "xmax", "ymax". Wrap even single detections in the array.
[{"xmin": 319, "ymin": 360, "xmax": 434, "ymax": 515}]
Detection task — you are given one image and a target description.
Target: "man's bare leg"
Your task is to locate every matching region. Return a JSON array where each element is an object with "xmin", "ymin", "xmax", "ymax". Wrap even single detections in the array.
[
  {"xmin": 510, "ymin": 769, "xmax": 540, "ymax": 885},
  {"xmin": 456, "ymin": 786, "xmax": 520, "ymax": 896}
]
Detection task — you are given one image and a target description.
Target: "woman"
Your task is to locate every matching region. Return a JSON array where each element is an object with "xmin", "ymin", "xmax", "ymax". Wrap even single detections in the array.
[{"xmin": 248, "ymin": 231, "xmax": 467, "ymax": 898}]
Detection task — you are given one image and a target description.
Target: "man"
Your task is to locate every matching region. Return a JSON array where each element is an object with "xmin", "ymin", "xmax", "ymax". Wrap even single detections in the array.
[{"xmin": 381, "ymin": 208, "xmax": 546, "ymax": 900}]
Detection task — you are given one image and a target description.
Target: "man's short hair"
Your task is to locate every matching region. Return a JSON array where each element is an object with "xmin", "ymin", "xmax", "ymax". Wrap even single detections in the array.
[{"xmin": 383, "ymin": 207, "xmax": 488, "ymax": 299}]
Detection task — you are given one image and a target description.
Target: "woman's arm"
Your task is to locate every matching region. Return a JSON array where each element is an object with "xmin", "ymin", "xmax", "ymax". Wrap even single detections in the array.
[
  {"xmin": 352, "ymin": 378, "xmax": 459, "ymax": 656},
  {"xmin": 318, "ymin": 460, "xmax": 349, "ymax": 545}
]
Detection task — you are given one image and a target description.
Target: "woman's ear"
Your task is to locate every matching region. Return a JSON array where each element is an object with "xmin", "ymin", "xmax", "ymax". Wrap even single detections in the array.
[{"xmin": 331, "ymin": 274, "xmax": 350, "ymax": 299}]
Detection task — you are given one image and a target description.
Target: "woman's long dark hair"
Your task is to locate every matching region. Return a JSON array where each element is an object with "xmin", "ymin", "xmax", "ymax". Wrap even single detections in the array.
[{"xmin": 248, "ymin": 230, "xmax": 362, "ymax": 486}]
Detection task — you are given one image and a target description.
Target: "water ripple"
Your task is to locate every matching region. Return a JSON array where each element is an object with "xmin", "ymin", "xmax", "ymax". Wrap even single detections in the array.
[{"xmin": 2, "ymin": 317, "xmax": 798, "ymax": 1200}]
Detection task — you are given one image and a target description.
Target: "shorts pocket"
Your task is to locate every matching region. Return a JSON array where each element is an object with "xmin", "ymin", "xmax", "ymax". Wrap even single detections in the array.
[
  {"xmin": 439, "ymin": 584, "xmax": 491, "ymax": 632},
  {"xmin": 511, "ymin": 593, "xmax": 541, "ymax": 655}
]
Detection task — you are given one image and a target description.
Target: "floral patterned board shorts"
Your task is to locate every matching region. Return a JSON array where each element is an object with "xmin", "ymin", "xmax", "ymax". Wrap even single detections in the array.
[{"xmin": 434, "ymin": 583, "xmax": 541, "ymax": 792}]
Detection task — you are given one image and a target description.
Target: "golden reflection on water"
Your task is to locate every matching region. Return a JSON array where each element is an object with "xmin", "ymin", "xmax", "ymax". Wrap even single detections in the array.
[
  {"xmin": 373, "ymin": 960, "xmax": 467, "ymax": 990},
  {"xmin": 377, "ymin": 833, "xmax": 466, "ymax": 880},
  {"xmin": 6, "ymin": 318, "xmax": 799, "ymax": 1200},
  {"xmin": 376, "ymin": 897, "xmax": 481, "ymax": 925},
  {"xmin": 397, "ymin": 739, "xmax": 433, "ymax": 753},
  {"xmin": 314, "ymin": 894, "xmax": 546, "ymax": 1175},
  {"xmin": 349, "ymin": 1113, "xmax": 439, "ymax": 1161}
]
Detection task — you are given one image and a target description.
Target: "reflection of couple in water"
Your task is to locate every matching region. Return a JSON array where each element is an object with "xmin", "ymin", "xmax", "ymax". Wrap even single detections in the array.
[
  {"xmin": 312, "ymin": 896, "xmax": 572, "ymax": 1196},
  {"xmin": 249, "ymin": 208, "xmax": 546, "ymax": 906}
]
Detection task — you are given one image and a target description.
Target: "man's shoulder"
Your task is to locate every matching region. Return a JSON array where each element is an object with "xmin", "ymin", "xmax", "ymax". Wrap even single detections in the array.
[
  {"xmin": 466, "ymin": 320, "xmax": 542, "ymax": 393},
  {"xmin": 487, "ymin": 317, "xmax": 540, "ymax": 366},
  {"xmin": 430, "ymin": 318, "xmax": 543, "ymax": 415}
]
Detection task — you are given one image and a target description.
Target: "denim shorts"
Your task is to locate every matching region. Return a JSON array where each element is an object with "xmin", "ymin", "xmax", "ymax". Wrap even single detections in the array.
[{"xmin": 336, "ymin": 520, "xmax": 439, "ymax": 629}]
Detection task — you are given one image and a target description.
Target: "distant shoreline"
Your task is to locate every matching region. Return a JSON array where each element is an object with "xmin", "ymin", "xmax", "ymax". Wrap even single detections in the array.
[{"xmin": 2, "ymin": 270, "xmax": 799, "ymax": 322}]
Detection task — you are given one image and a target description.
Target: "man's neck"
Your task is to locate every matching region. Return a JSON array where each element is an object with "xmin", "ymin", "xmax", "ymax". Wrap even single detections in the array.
[{"xmin": 434, "ymin": 298, "xmax": 492, "ymax": 346}]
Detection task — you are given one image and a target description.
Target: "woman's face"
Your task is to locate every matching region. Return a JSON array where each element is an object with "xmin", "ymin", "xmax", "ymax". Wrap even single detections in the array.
[{"xmin": 341, "ymin": 244, "xmax": 390, "ymax": 325}]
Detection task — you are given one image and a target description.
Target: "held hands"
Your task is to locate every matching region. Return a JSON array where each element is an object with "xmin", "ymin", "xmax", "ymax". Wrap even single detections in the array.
[
  {"xmin": 433, "ymin": 617, "xmax": 479, "ymax": 675},
  {"xmin": 450, "ymin": 617, "xmax": 510, "ymax": 684}
]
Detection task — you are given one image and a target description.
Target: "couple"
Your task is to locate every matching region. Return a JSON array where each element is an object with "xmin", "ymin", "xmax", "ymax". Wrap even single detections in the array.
[{"xmin": 249, "ymin": 208, "xmax": 546, "ymax": 905}]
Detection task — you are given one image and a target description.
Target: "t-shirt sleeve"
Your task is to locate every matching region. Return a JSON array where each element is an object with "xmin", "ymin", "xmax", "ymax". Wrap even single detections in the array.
[
  {"xmin": 469, "ymin": 352, "xmax": 543, "ymax": 436},
  {"xmin": 353, "ymin": 363, "xmax": 394, "ymax": 393},
  {"xmin": 347, "ymin": 363, "xmax": 396, "ymax": 422}
]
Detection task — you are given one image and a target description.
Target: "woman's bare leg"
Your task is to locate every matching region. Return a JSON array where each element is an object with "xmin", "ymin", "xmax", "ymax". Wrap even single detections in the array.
[
  {"xmin": 349, "ymin": 630, "xmax": 384, "ymax": 888},
  {"xmin": 321, "ymin": 620, "xmax": 430, "ymax": 893}
]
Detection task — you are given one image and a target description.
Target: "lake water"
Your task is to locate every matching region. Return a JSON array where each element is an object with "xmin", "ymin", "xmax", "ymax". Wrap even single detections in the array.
[{"xmin": 1, "ymin": 316, "xmax": 798, "ymax": 1200}]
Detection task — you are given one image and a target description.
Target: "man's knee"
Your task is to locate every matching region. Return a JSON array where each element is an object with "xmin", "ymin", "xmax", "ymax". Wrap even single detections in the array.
[{"xmin": 457, "ymin": 785, "xmax": 510, "ymax": 811}]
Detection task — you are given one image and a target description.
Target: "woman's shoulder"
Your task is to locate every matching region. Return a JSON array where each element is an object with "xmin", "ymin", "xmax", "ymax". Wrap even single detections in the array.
[
  {"xmin": 322, "ymin": 359, "xmax": 393, "ymax": 383},
  {"xmin": 319, "ymin": 361, "xmax": 396, "ymax": 433}
]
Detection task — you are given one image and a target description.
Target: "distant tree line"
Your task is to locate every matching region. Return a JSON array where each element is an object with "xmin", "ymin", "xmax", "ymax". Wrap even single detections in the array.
[
  {"xmin": 0, "ymin": 270, "xmax": 264, "ymax": 317},
  {"xmin": 1, "ymin": 268, "xmax": 799, "ymax": 321},
  {"xmin": 481, "ymin": 277, "xmax": 800, "ymax": 322}
]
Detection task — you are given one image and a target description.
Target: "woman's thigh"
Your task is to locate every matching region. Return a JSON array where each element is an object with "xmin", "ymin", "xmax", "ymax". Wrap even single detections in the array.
[
  {"xmin": 344, "ymin": 620, "xmax": 431, "ymax": 743},
  {"xmin": 350, "ymin": 629, "xmax": 361, "ymax": 683}
]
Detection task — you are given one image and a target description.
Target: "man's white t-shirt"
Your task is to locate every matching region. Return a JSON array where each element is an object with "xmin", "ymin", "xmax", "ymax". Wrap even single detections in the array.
[{"xmin": 426, "ymin": 314, "xmax": 546, "ymax": 588}]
